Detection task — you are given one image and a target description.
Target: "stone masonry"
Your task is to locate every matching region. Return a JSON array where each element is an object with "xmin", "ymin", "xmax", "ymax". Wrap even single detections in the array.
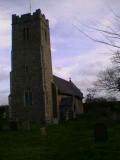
[{"xmin": 9, "ymin": 9, "xmax": 53, "ymax": 123}]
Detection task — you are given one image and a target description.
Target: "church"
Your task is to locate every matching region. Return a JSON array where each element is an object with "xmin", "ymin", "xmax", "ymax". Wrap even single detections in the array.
[{"xmin": 9, "ymin": 9, "xmax": 83, "ymax": 124}]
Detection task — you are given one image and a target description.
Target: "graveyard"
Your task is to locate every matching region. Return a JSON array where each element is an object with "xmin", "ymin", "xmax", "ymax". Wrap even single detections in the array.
[
  {"xmin": 1, "ymin": 1, "xmax": 120, "ymax": 159},
  {"xmin": 0, "ymin": 113, "xmax": 120, "ymax": 160}
]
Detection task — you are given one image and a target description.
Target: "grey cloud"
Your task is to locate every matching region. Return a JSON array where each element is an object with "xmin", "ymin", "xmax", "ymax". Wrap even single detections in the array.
[
  {"xmin": 0, "ymin": 89, "xmax": 9, "ymax": 95},
  {"xmin": 0, "ymin": 88, "xmax": 9, "ymax": 105},
  {"xmin": 79, "ymin": 61, "xmax": 108, "ymax": 77},
  {"xmin": 0, "ymin": 66, "xmax": 9, "ymax": 81},
  {"xmin": 80, "ymin": 69, "xmax": 99, "ymax": 77},
  {"xmin": 74, "ymin": 78, "xmax": 96, "ymax": 95},
  {"xmin": 1, "ymin": 0, "xmax": 118, "ymax": 101},
  {"xmin": 0, "ymin": 0, "xmax": 24, "ymax": 8},
  {"xmin": 0, "ymin": 95, "xmax": 8, "ymax": 105},
  {"xmin": 0, "ymin": 73, "xmax": 9, "ymax": 81}
]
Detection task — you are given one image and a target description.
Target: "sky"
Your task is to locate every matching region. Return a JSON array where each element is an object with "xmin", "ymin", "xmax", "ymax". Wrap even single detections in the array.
[{"xmin": 0, "ymin": 0, "xmax": 120, "ymax": 104}]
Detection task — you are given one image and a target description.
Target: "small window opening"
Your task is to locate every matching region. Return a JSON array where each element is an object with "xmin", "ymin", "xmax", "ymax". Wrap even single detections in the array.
[
  {"xmin": 23, "ymin": 28, "xmax": 26, "ymax": 40},
  {"xmin": 23, "ymin": 28, "xmax": 30, "ymax": 40},
  {"xmin": 74, "ymin": 105, "xmax": 76, "ymax": 112},
  {"xmin": 24, "ymin": 90, "xmax": 32, "ymax": 106},
  {"xmin": 27, "ymin": 28, "xmax": 29, "ymax": 40},
  {"xmin": 44, "ymin": 29, "xmax": 47, "ymax": 42},
  {"xmin": 25, "ymin": 65, "xmax": 28, "ymax": 73}
]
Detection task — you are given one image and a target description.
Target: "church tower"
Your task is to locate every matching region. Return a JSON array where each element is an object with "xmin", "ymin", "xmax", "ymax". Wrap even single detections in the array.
[{"xmin": 10, "ymin": 9, "xmax": 53, "ymax": 123}]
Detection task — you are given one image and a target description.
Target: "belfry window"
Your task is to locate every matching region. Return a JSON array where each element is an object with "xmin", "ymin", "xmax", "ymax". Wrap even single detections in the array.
[
  {"xmin": 23, "ymin": 28, "xmax": 26, "ymax": 40},
  {"xmin": 26, "ymin": 28, "xmax": 29, "ymax": 40},
  {"xmin": 23, "ymin": 28, "xmax": 30, "ymax": 40},
  {"xmin": 25, "ymin": 65, "xmax": 28, "ymax": 73},
  {"xmin": 24, "ymin": 90, "xmax": 32, "ymax": 106},
  {"xmin": 44, "ymin": 29, "xmax": 47, "ymax": 42}
]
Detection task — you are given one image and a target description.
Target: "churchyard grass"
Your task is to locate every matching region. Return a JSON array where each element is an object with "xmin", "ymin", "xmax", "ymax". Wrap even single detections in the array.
[{"xmin": 0, "ymin": 114, "xmax": 120, "ymax": 160}]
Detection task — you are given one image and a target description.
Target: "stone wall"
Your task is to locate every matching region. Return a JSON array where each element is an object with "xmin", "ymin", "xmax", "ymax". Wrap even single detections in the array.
[{"xmin": 10, "ymin": 9, "xmax": 53, "ymax": 123}]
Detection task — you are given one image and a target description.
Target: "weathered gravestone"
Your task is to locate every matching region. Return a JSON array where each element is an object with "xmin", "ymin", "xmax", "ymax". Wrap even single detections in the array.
[
  {"xmin": 111, "ymin": 104, "xmax": 120, "ymax": 123},
  {"xmin": 9, "ymin": 121, "xmax": 18, "ymax": 131},
  {"xmin": 53, "ymin": 118, "xmax": 59, "ymax": 124},
  {"xmin": 40, "ymin": 127, "xmax": 47, "ymax": 136},
  {"xmin": 19, "ymin": 120, "xmax": 30, "ymax": 130},
  {"xmin": 112, "ymin": 113, "xmax": 119, "ymax": 122},
  {"xmin": 94, "ymin": 122, "xmax": 108, "ymax": 142}
]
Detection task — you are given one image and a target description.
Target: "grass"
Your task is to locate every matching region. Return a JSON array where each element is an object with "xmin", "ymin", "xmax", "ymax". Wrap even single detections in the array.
[{"xmin": 0, "ymin": 114, "xmax": 120, "ymax": 160}]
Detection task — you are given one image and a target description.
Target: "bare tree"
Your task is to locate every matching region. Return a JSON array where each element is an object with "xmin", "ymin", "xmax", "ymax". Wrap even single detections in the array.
[
  {"xmin": 85, "ymin": 88, "xmax": 111, "ymax": 102},
  {"xmin": 73, "ymin": 7, "xmax": 120, "ymax": 50},
  {"xmin": 85, "ymin": 88, "xmax": 97, "ymax": 103},
  {"xmin": 74, "ymin": 7, "xmax": 120, "ymax": 95},
  {"xmin": 95, "ymin": 67, "xmax": 120, "ymax": 92},
  {"xmin": 112, "ymin": 50, "xmax": 120, "ymax": 65},
  {"xmin": 73, "ymin": 24, "xmax": 120, "ymax": 49}
]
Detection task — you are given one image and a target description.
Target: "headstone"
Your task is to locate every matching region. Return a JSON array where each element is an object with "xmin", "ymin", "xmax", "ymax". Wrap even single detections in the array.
[
  {"xmin": 112, "ymin": 112, "xmax": 120, "ymax": 122},
  {"xmin": 94, "ymin": 122, "xmax": 108, "ymax": 142},
  {"xmin": 40, "ymin": 127, "xmax": 47, "ymax": 136},
  {"xmin": 66, "ymin": 111, "xmax": 69, "ymax": 121},
  {"xmin": 3, "ymin": 124, "xmax": 10, "ymax": 131},
  {"xmin": 10, "ymin": 121, "xmax": 18, "ymax": 131},
  {"xmin": 53, "ymin": 118, "xmax": 59, "ymax": 124},
  {"xmin": 21, "ymin": 121, "xmax": 30, "ymax": 130}
]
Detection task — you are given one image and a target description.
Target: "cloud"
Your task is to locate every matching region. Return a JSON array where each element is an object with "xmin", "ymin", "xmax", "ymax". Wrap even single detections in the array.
[
  {"xmin": 0, "ymin": 84, "xmax": 9, "ymax": 105},
  {"xmin": 1, "ymin": 0, "xmax": 119, "ymax": 104},
  {"xmin": 0, "ymin": 83, "xmax": 9, "ymax": 105},
  {"xmin": 0, "ymin": 63, "xmax": 10, "ymax": 105},
  {"xmin": 0, "ymin": 64, "xmax": 10, "ymax": 81},
  {"xmin": 0, "ymin": 96, "xmax": 8, "ymax": 105},
  {"xmin": 0, "ymin": 15, "xmax": 11, "ymax": 49},
  {"xmin": 9, "ymin": 0, "xmax": 103, "ymax": 28},
  {"xmin": 0, "ymin": 90, "xmax": 9, "ymax": 105},
  {"xmin": 53, "ymin": 44, "xmax": 113, "ymax": 94}
]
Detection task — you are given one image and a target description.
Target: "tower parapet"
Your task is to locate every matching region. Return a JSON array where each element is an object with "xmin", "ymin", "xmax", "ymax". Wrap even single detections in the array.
[{"xmin": 12, "ymin": 9, "xmax": 48, "ymax": 25}]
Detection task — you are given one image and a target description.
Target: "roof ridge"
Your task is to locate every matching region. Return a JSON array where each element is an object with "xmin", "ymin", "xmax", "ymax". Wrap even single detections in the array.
[
  {"xmin": 53, "ymin": 75, "xmax": 70, "ymax": 83},
  {"xmin": 53, "ymin": 75, "xmax": 83, "ymax": 98}
]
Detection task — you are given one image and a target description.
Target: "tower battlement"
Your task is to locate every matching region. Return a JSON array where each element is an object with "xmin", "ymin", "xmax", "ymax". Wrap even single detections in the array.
[{"xmin": 12, "ymin": 9, "xmax": 48, "ymax": 24}]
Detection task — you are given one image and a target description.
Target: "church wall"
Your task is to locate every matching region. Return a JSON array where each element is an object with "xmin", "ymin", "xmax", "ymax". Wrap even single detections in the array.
[
  {"xmin": 57, "ymin": 95, "xmax": 83, "ymax": 121},
  {"xmin": 73, "ymin": 97, "xmax": 84, "ymax": 115}
]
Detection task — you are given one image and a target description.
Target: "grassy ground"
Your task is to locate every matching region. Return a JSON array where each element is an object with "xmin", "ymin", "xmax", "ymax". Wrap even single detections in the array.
[{"xmin": 0, "ymin": 114, "xmax": 120, "ymax": 160}]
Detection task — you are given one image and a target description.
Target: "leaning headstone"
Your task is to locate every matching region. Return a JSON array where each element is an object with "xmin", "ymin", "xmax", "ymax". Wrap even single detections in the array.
[
  {"xmin": 94, "ymin": 122, "xmax": 108, "ymax": 142},
  {"xmin": 9, "ymin": 121, "xmax": 18, "ymax": 131}
]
